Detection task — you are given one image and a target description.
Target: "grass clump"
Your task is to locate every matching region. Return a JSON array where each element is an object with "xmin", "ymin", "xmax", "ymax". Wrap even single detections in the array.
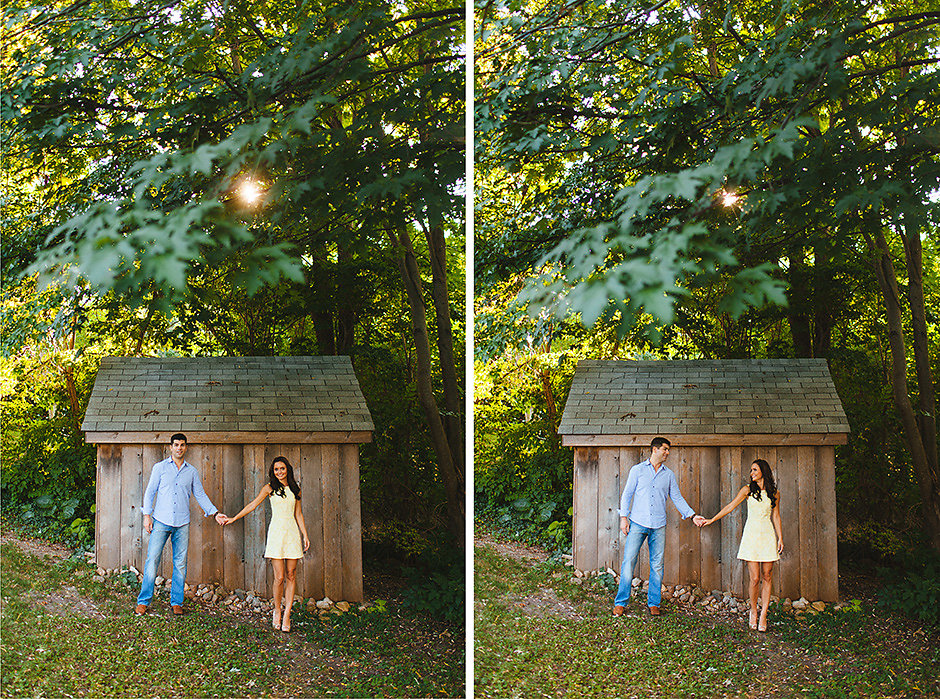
[
  {"xmin": 1, "ymin": 540, "xmax": 464, "ymax": 698},
  {"xmin": 475, "ymin": 535, "xmax": 940, "ymax": 698}
]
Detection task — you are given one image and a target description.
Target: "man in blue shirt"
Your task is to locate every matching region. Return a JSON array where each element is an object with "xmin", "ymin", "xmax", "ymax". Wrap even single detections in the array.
[
  {"xmin": 135, "ymin": 433, "xmax": 227, "ymax": 616},
  {"xmin": 613, "ymin": 437, "xmax": 705, "ymax": 616}
]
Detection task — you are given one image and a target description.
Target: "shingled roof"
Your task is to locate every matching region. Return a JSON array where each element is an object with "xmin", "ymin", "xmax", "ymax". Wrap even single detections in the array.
[
  {"xmin": 82, "ymin": 356, "xmax": 373, "ymax": 434},
  {"xmin": 559, "ymin": 359, "xmax": 849, "ymax": 437}
]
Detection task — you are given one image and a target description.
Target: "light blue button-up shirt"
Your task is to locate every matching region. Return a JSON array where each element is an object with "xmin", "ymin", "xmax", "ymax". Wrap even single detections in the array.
[
  {"xmin": 142, "ymin": 457, "xmax": 217, "ymax": 527},
  {"xmin": 619, "ymin": 459, "xmax": 696, "ymax": 528}
]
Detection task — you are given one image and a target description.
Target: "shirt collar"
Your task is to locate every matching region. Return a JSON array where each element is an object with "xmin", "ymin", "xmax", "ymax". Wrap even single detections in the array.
[{"xmin": 164, "ymin": 457, "xmax": 192, "ymax": 471}]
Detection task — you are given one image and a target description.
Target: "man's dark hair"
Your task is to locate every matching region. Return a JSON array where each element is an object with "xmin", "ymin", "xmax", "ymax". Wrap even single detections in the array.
[
  {"xmin": 650, "ymin": 436, "xmax": 671, "ymax": 449},
  {"xmin": 170, "ymin": 433, "xmax": 188, "ymax": 444}
]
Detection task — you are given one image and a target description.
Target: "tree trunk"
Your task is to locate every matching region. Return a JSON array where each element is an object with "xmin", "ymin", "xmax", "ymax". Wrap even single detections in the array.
[
  {"xmin": 424, "ymin": 222, "xmax": 464, "ymax": 474},
  {"xmin": 336, "ymin": 241, "xmax": 357, "ymax": 355},
  {"xmin": 863, "ymin": 216, "xmax": 940, "ymax": 551},
  {"xmin": 900, "ymin": 219, "xmax": 938, "ymax": 481},
  {"xmin": 539, "ymin": 369, "xmax": 559, "ymax": 448},
  {"xmin": 813, "ymin": 242, "xmax": 832, "ymax": 358},
  {"xmin": 310, "ymin": 256, "xmax": 337, "ymax": 355},
  {"xmin": 787, "ymin": 247, "xmax": 813, "ymax": 357},
  {"xmin": 387, "ymin": 227, "xmax": 465, "ymax": 541}
]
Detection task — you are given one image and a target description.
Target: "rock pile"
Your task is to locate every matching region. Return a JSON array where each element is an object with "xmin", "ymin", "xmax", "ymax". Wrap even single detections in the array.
[
  {"xmin": 91, "ymin": 562, "xmax": 367, "ymax": 617},
  {"xmin": 566, "ymin": 560, "xmax": 846, "ymax": 616}
]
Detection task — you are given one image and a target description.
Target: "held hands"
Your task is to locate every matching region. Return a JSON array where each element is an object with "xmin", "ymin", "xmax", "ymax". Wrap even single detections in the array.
[
  {"xmin": 692, "ymin": 514, "xmax": 707, "ymax": 527},
  {"xmin": 215, "ymin": 512, "xmax": 228, "ymax": 526}
]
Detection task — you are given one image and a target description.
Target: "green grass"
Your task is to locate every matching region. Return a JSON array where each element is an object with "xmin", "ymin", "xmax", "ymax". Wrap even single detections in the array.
[
  {"xmin": 475, "ymin": 539, "xmax": 940, "ymax": 698},
  {"xmin": 1, "ymin": 541, "xmax": 464, "ymax": 698}
]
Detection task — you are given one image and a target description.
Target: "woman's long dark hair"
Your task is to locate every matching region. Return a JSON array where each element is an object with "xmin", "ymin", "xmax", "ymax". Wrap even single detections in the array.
[
  {"xmin": 269, "ymin": 456, "xmax": 301, "ymax": 500},
  {"xmin": 749, "ymin": 458, "xmax": 778, "ymax": 508}
]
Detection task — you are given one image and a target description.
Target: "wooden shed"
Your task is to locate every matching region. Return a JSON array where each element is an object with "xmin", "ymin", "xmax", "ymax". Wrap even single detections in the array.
[
  {"xmin": 82, "ymin": 355, "xmax": 373, "ymax": 602},
  {"xmin": 558, "ymin": 359, "xmax": 849, "ymax": 602}
]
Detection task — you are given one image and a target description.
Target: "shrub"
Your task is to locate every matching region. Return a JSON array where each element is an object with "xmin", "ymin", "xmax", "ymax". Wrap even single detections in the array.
[
  {"xmin": 876, "ymin": 551, "xmax": 940, "ymax": 628},
  {"xmin": 400, "ymin": 547, "xmax": 465, "ymax": 626},
  {"xmin": 476, "ymin": 490, "xmax": 572, "ymax": 551}
]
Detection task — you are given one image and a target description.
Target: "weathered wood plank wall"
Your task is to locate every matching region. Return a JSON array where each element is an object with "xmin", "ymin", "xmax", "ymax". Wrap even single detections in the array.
[
  {"xmin": 576, "ymin": 443, "xmax": 839, "ymax": 602},
  {"xmin": 96, "ymin": 441, "xmax": 364, "ymax": 601}
]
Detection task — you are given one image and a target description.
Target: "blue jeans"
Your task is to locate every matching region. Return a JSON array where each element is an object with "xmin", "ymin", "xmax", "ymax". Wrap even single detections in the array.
[
  {"xmin": 614, "ymin": 522, "xmax": 665, "ymax": 608},
  {"xmin": 137, "ymin": 520, "xmax": 189, "ymax": 607}
]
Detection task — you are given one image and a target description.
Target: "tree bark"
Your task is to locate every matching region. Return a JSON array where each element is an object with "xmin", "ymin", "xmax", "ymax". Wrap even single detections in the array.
[
  {"xmin": 900, "ymin": 219, "xmax": 938, "ymax": 480},
  {"xmin": 310, "ymin": 254, "xmax": 337, "ymax": 355},
  {"xmin": 387, "ymin": 226, "xmax": 464, "ymax": 541},
  {"xmin": 787, "ymin": 246, "xmax": 813, "ymax": 357},
  {"xmin": 813, "ymin": 242, "xmax": 832, "ymax": 358},
  {"xmin": 336, "ymin": 241, "xmax": 357, "ymax": 355},
  {"xmin": 863, "ymin": 216, "xmax": 940, "ymax": 551},
  {"xmin": 424, "ymin": 222, "xmax": 463, "ymax": 474}
]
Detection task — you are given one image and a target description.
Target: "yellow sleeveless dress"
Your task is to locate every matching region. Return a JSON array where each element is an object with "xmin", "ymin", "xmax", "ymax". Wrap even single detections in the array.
[
  {"xmin": 736, "ymin": 490, "xmax": 780, "ymax": 562},
  {"xmin": 264, "ymin": 488, "xmax": 303, "ymax": 559}
]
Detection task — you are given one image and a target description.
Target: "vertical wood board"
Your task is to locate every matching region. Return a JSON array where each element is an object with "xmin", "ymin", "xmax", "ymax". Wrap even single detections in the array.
[
  {"xmin": 301, "ymin": 444, "xmax": 325, "ymax": 600},
  {"xmin": 698, "ymin": 447, "xmax": 721, "ymax": 592},
  {"xmin": 96, "ymin": 445, "xmax": 123, "ymax": 570},
  {"xmin": 572, "ymin": 448, "xmax": 599, "ymax": 572},
  {"xmin": 797, "ymin": 445, "xmax": 818, "ymax": 600},
  {"xmin": 676, "ymin": 446, "xmax": 700, "ymax": 587},
  {"xmin": 201, "ymin": 444, "xmax": 224, "ymax": 585},
  {"xmin": 321, "ymin": 443, "xmax": 343, "ymax": 600},
  {"xmin": 243, "ymin": 445, "xmax": 267, "ymax": 594},
  {"xmin": 340, "ymin": 444, "xmax": 363, "ymax": 601},
  {"xmin": 221, "ymin": 444, "xmax": 245, "ymax": 591},
  {"xmin": 596, "ymin": 448, "xmax": 620, "ymax": 572},
  {"xmin": 815, "ymin": 447, "xmax": 839, "ymax": 602},
  {"xmin": 120, "ymin": 446, "xmax": 144, "ymax": 571},
  {"xmin": 775, "ymin": 447, "xmax": 801, "ymax": 600}
]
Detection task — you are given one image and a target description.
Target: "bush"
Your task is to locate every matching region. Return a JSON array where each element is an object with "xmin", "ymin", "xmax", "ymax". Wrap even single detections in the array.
[
  {"xmin": 877, "ymin": 551, "xmax": 940, "ymax": 628},
  {"xmin": 476, "ymin": 490, "xmax": 572, "ymax": 551},
  {"xmin": 400, "ymin": 546, "xmax": 465, "ymax": 626},
  {"xmin": 1, "ymin": 349, "xmax": 97, "ymax": 548}
]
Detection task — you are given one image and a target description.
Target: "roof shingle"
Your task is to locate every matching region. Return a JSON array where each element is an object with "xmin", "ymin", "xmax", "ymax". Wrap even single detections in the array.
[
  {"xmin": 558, "ymin": 359, "xmax": 849, "ymax": 435},
  {"xmin": 81, "ymin": 356, "xmax": 373, "ymax": 433}
]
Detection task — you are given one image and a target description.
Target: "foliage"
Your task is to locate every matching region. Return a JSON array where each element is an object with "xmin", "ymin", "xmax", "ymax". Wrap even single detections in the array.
[
  {"xmin": 477, "ymin": 0, "xmax": 940, "ymax": 333},
  {"xmin": 544, "ymin": 508, "xmax": 572, "ymax": 551},
  {"xmin": 473, "ymin": 345, "xmax": 575, "ymax": 529},
  {"xmin": 4, "ymin": 0, "xmax": 464, "ymax": 310},
  {"xmin": 0, "ymin": 336, "xmax": 99, "ymax": 546},
  {"xmin": 475, "ymin": 0, "xmax": 940, "ymax": 553},
  {"xmin": 400, "ymin": 554, "xmax": 465, "ymax": 626},
  {"xmin": 877, "ymin": 551, "xmax": 940, "ymax": 628},
  {"xmin": 2, "ymin": 0, "xmax": 466, "ymax": 559}
]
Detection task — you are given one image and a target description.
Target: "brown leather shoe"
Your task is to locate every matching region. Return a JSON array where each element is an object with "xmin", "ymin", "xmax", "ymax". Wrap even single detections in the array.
[
  {"xmin": 613, "ymin": 605, "xmax": 625, "ymax": 616},
  {"xmin": 134, "ymin": 604, "xmax": 147, "ymax": 615},
  {"xmin": 171, "ymin": 605, "xmax": 184, "ymax": 616},
  {"xmin": 649, "ymin": 605, "xmax": 661, "ymax": 616}
]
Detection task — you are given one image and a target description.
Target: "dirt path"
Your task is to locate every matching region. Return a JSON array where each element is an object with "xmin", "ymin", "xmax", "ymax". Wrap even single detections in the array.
[
  {"xmin": 0, "ymin": 531, "xmax": 75, "ymax": 561},
  {"xmin": 474, "ymin": 532, "xmax": 551, "ymax": 565}
]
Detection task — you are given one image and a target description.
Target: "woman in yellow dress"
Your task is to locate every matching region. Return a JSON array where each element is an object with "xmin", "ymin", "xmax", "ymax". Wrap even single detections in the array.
[
  {"xmin": 703, "ymin": 458, "xmax": 783, "ymax": 632},
  {"xmin": 222, "ymin": 456, "xmax": 310, "ymax": 631}
]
